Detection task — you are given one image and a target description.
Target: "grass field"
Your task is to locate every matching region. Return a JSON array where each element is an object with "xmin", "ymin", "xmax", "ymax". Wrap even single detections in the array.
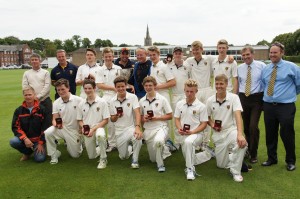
[{"xmin": 0, "ymin": 69, "xmax": 299, "ymax": 199}]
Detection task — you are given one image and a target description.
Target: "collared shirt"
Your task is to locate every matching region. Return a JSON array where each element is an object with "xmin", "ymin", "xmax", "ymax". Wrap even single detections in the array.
[
  {"xmin": 174, "ymin": 98, "xmax": 208, "ymax": 132},
  {"xmin": 150, "ymin": 60, "xmax": 175, "ymax": 95},
  {"xmin": 212, "ymin": 56, "xmax": 238, "ymax": 92},
  {"xmin": 139, "ymin": 92, "xmax": 172, "ymax": 130},
  {"xmin": 53, "ymin": 94, "xmax": 83, "ymax": 130},
  {"xmin": 128, "ymin": 60, "xmax": 152, "ymax": 98},
  {"xmin": 185, "ymin": 55, "xmax": 214, "ymax": 89},
  {"xmin": 50, "ymin": 62, "xmax": 78, "ymax": 99},
  {"xmin": 262, "ymin": 59, "xmax": 300, "ymax": 103},
  {"xmin": 238, "ymin": 60, "xmax": 266, "ymax": 94},
  {"xmin": 76, "ymin": 63, "xmax": 101, "ymax": 97},
  {"xmin": 109, "ymin": 92, "xmax": 140, "ymax": 131},
  {"xmin": 167, "ymin": 61, "xmax": 190, "ymax": 95},
  {"xmin": 114, "ymin": 58, "xmax": 135, "ymax": 69},
  {"xmin": 77, "ymin": 96, "xmax": 110, "ymax": 128},
  {"xmin": 96, "ymin": 64, "xmax": 122, "ymax": 95},
  {"xmin": 206, "ymin": 92, "xmax": 243, "ymax": 130},
  {"xmin": 22, "ymin": 68, "xmax": 51, "ymax": 101}
]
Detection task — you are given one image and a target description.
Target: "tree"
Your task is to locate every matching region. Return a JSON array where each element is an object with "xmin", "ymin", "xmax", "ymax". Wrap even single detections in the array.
[
  {"xmin": 153, "ymin": 42, "xmax": 168, "ymax": 46},
  {"xmin": 291, "ymin": 28, "xmax": 300, "ymax": 55},
  {"xmin": 45, "ymin": 41, "xmax": 57, "ymax": 57},
  {"xmin": 81, "ymin": 38, "xmax": 91, "ymax": 48},
  {"xmin": 64, "ymin": 39, "xmax": 76, "ymax": 53},
  {"xmin": 4, "ymin": 36, "xmax": 20, "ymax": 45},
  {"xmin": 119, "ymin": 43, "xmax": 131, "ymax": 47},
  {"xmin": 54, "ymin": 39, "xmax": 63, "ymax": 50},
  {"xmin": 72, "ymin": 35, "xmax": 81, "ymax": 49},
  {"xmin": 94, "ymin": 38, "xmax": 103, "ymax": 48},
  {"xmin": 30, "ymin": 37, "xmax": 49, "ymax": 52},
  {"xmin": 101, "ymin": 39, "xmax": 113, "ymax": 47},
  {"xmin": 272, "ymin": 33, "xmax": 294, "ymax": 55},
  {"xmin": 257, "ymin": 39, "xmax": 270, "ymax": 46}
]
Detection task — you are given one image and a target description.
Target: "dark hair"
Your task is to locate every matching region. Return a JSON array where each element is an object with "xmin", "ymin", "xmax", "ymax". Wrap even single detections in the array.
[
  {"xmin": 83, "ymin": 79, "xmax": 96, "ymax": 89},
  {"xmin": 271, "ymin": 42, "xmax": 285, "ymax": 51},
  {"xmin": 114, "ymin": 76, "xmax": 127, "ymax": 86},
  {"xmin": 86, "ymin": 48, "xmax": 97, "ymax": 56},
  {"xmin": 54, "ymin": 78, "xmax": 70, "ymax": 88}
]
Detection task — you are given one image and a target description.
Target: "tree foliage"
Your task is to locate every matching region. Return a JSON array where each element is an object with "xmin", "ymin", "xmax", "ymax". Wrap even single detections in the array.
[
  {"xmin": 153, "ymin": 42, "xmax": 168, "ymax": 46},
  {"xmin": 256, "ymin": 39, "xmax": 270, "ymax": 46},
  {"xmin": 82, "ymin": 38, "xmax": 91, "ymax": 48}
]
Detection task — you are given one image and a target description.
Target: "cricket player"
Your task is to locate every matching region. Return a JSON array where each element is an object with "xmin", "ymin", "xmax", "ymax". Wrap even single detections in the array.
[
  {"xmin": 206, "ymin": 74, "xmax": 247, "ymax": 182},
  {"xmin": 76, "ymin": 48, "xmax": 101, "ymax": 98},
  {"xmin": 139, "ymin": 76, "xmax": 173, "ymax": 172},
  {"xmin": 77, "ymin": 79, "xmax": 110, "ymax": 169},
  {"xmin": 167, "ymin": 46, "xmax": 190, "ymax": 149},
  {"xmin": 96, "ymin": 47, "xmax": 122, "ymax": 152},
  {"xmin": 45, "ymin": 78, "xmax": 83, "ymax": 164},
  {"xmin": 109, "ymin": 76, "xmax": 143, "ymax": 168},
  {"xmin": 174, "ymin": 79, "xmax": 213, "ymax": 180}
]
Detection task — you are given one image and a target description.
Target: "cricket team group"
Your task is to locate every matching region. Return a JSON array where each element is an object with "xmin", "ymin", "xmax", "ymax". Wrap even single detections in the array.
[{"xmin": 10, "ymin": 39, "xmax": 300, "ymax": 182}]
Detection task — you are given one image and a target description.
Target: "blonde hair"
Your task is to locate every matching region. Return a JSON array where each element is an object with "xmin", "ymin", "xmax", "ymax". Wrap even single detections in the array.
[
  {"xmin": 23, "ymin": 86, "xmax": 35, "ymax": 94},
  {"xmin": 184, "ymin": 79, "xmax": 198, "ymax": 89},
  {"xmin": 147, "ymin": 46, "xmax": 160, "ymax": 54},
  {"xmin": 191, "ymin": 41, "xmax": 203, "ymax": 49},
  {"xmin": 102, "ymin": 47, "xmax": 114, "ymax": 55},
  {"xmin": 215, "ymin": 74, "xmax": 228, "ymax": 83}
]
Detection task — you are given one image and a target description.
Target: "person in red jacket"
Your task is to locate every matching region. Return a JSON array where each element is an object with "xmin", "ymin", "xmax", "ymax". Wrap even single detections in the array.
[{"xmin": 9, "ymin": 86, "xmax": 48, "ymax": 162}]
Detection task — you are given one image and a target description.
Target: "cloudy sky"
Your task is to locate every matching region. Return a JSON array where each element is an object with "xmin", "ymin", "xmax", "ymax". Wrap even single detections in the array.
[{"xmin": 1, "ymin": 0, "xmax": 299, "ymax": 46}]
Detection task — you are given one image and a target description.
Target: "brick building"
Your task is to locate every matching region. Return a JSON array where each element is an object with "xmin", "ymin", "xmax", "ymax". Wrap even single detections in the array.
[{"xmin": 0, "ymin": 44, "xmax": 32, "ymax": 66}]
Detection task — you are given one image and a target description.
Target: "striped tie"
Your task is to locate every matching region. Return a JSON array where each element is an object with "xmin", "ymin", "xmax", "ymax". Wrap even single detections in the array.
[
  {"xmin": 245, "ymin": 66, "xmax": 251, "ymax": 97},
  {"xmin": 267, "ymin": 65, "xmax": 277, "ymax": 96}
]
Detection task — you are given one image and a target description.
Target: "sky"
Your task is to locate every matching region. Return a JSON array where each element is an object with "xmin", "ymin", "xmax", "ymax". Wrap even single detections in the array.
[{"xmin": 1, "ymin": 0, "xmax": 299, "ymax": 46}]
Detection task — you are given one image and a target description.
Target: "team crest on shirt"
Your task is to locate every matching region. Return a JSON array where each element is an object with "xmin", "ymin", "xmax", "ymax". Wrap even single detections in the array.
[
  {"xmin": 157, "ymin": 70, "xmax": 159, "ymax": 74},
  {"xmin": 204, "ymin": 62, "xmax": 207, "ymax": 65},
  {"xmin": 77, "ymin": 139, "xmax": 80, "ymax": 143},
  {"xmin": 144, "ymin": 106, "xmax": 146, "ymax": 108},
  {"xmin": 155, "ymin": 103, "xmax": 159, "ymax": 107},
  {"xmin": 213, "ymin": 107, "xmax": 215, "ymax": 110},
  {"xmin": 116, "ymin": 72, "xmax": 118, "ymax": 76},
  {"xmin": 127, "ymin": 103, "xmax": 130, "ymax": 107},
  {"xmin": 193, "ymin": 110, "xmax": 196, "ymax": 115},
  {"xmin": 74, "ymin": 106, "xmax": 76, "ymax": 109},
  {"xmin": 104, "ymin": 75, "xmax": 106, "ymax": 77},
  {"xmin": 56, "ymin": 72, "xmax": 61, "ymax": 75},
  {"xmin": 83, "ymin": 109, "xmax": 85, "ymax": 112},
  {"xmin": 59, "ymin": 109, "xmax": 61, "ymax": 111},
  {"xmin": 97, "ymin": 107, "xmax": 100, "ymax": 112},
  {"xmin": 227, "ymin": 105, "xmax": 230, "ymax": 109},
  {"xmin": 225, "ymin": 67, "xmax": 229, "ymax": 71},
  {"xmin": 184, "ymin": 67, "xmax": 186, "ymax": 70},
  {"xmin": 70, "ymin": 70, "xmax": 73, "ymax": 75}
]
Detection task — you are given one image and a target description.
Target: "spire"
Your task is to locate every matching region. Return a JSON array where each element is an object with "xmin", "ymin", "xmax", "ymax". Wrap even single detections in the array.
[
  {"xmin": 144, "ymin": 24, "xmax": 152, "ymax": 46},
  {"xmin": 146, "ymin": 24, "xmax": 150, "ymax": 38}
]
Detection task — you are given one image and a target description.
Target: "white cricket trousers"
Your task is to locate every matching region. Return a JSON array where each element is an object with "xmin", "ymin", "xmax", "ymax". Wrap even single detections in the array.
[
  {"xmin": 197, "ymin": 87, "xmax": 215, "ymax": 145},
  {"xmin": 103, "ymin": 93, "xmax": 116, "ymax": 148},
  {"xmin": 144, "ymin": 126, "xmax": 169, "ymax": 167},
  {"xmin": 83, "ymin": 128, "xmax": 107, "ymax": 159},
  {"xmin": 115, "ymin": 126, "xmax": 142, "ymax": 162},
  {"xmin": 181, "ymin": 133, "xmax": 212, "ymax": 169},
  {"xmin": 171, "ymin": 94, "xmax": 185, "ymax": 146},
  {"xmin": 212, "ymin": 127, "xmax": 247, "ymax": 175},
  {"xmin": 45, "ymin": 126, "xmax": 81, "ymax": 158}
]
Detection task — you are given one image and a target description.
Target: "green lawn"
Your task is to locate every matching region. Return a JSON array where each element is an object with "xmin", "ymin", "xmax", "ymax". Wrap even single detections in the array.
[{"xmin": 0, "ymin": 69, "xmax": 299, "ymax": 199}]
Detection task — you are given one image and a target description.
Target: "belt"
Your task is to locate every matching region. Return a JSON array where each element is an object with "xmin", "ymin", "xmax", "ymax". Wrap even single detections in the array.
[
  {"xmin": 239, "ymin": 92, "xmax": 263, "ymax": 96},
  {"xmin": 265, "ymin": 102, "xmax": 290, "ymax": 106}
]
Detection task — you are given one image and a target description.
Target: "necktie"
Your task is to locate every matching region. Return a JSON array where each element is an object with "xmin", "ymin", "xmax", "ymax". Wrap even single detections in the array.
[
  {"xmin": 245, "ymin": 66, "xmax": 251, "ymax": 97},
  {"xmin": 267, "ymin": 65, "xmax": 277, "ymax": 96}
]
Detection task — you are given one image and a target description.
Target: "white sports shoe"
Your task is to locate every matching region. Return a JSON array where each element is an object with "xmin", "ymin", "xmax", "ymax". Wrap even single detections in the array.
[
  {"xmin": 232, "ymin": 174, "xmax": 243, "ymax": 182},
  {"xmin": 158, "ymin": 166, "xmax": 166, "ymax": 172},
  {"xmin": 185, "ymin": 167, "xmax": 195, "ymax": 180},
  {"xmin": 230, "ymin": 170, "xmax": 243, "ymax": 182},
  {"xmin": 97, "ymin": 159, "xmax": 107, "ymax": 169},
  {"xmin": 131, "ymin": 162, "xmax": 139, "ymax": 169},
  {"xmin": 106, "ymin": 145, "xmax": 116, "ymax": 152},
  {"xmin": 50, "ymin": 150, "xmax": 61, "ymax": 164}
]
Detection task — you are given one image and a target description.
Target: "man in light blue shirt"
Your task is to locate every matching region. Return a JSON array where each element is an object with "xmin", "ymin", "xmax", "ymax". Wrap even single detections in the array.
[
  {"xmin": 261, "ymin": 42, "xmax": 300, "ymax": 171},
  {"xmin": 238, "ymin": 46, "xmax": 266, "ymax": 164}
]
